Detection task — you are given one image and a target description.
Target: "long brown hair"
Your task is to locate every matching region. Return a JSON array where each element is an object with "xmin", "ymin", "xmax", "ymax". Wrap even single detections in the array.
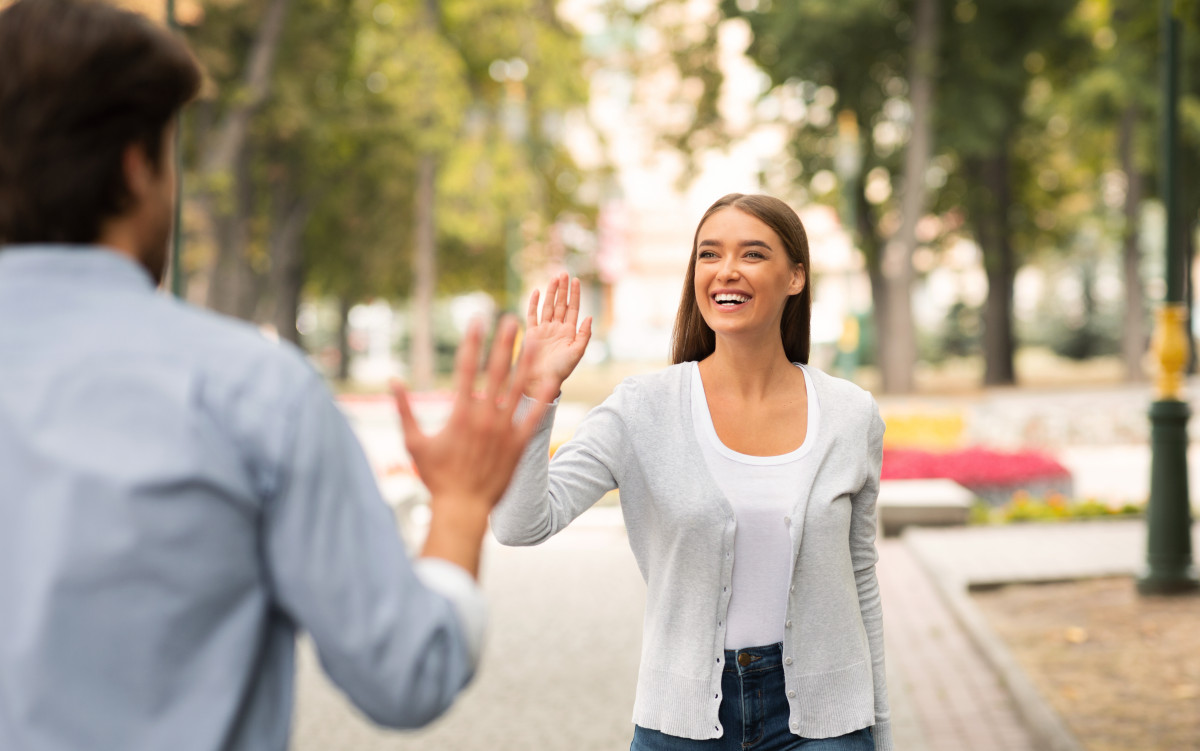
[{"xmin": 670, "ymin": 193, "xmax": 812, "ymax": 364}]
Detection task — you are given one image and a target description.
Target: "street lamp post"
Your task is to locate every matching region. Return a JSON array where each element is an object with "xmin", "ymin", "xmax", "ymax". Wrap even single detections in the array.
[
  {"xmin": 1139, "ymin": 0, "xmax": 1199, "ymax": 596},
  {"xmin": 166, "ymin": 0, "xmax": 185, "ymax": 298}
]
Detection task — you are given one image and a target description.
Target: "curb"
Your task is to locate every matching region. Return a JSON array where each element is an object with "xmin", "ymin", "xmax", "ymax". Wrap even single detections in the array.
[{"xmin": 904, "ymin": 534, "xmax": 1086, "ymax": 751}]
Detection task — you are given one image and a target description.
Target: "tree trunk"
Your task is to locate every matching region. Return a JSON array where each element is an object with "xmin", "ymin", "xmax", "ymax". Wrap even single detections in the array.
[
  {"xmin": 1118, "ymin": 104, "xmax": 1147, "ymax": 380},
  {"xmin": 881, "ymin": 0, "xmax": 940, "ymax": 394},
  {"xmin": 336, "ymin": 294, "xmax": 352, "ymax": 383},
  {"xmin": 856, "ymin": 181, "xmax": 888, "ymax": 382},
  {"xmin": 410, "ymin": 153, "xmax": 437, "ymax": 389},
  {"xmin": 966, "ymin": 151, "xmax": 1017, "ymax": 386},
  {"xmin": 407, "ymin": 0, "xmax": 441, "ymax": 390},
  {"xmin": 267, "ymin": 182, "xmax": 311, "ymax": 346},
  {"xmin": 207, "ymin": 143, "xmax": 261, "ymax": 320},
  {"xmin": 198, "ymin": 0, "xmax": 292, "ymax": 319}
]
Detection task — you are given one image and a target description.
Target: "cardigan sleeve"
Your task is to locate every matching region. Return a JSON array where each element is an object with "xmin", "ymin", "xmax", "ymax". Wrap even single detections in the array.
[
  {"xmin": 490, "ymin": 381, "xmax": 630, "ymax": 546},
  {"xmin": 849, "ymin": 399, "xmax": 892, "ymax": 751}
]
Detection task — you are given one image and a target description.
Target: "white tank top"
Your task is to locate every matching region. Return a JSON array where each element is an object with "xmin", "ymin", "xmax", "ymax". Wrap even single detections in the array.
[{"xmin": 690, "ymin": 361, "xmax": 820, "ymax": 650}]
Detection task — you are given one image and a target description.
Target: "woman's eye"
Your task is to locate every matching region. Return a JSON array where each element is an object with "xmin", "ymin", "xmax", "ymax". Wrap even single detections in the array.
[
  {"xmin": 745, "ymin": 251, "xmax": 764, "ymax": 259},
  {"xmin": 698, "ymin": 250, "xmax": 717, "ymax": 259}
]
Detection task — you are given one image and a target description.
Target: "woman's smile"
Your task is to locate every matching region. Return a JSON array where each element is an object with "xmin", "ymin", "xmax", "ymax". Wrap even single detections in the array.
[{"xmin": 711, "ymin": 288, "xmax": 752, "ymax": 311}]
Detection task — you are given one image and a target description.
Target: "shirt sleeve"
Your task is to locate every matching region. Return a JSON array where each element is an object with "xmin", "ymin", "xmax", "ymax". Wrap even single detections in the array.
[
  {"xmin": 849, "ymin": 398, "xmax": 893, "ymax": 751},
  {"xmin": 413, "ymin": 557, "xmax": 486, "ymax": 665},
  {"xmin": 261, "ymin": 374, "xmax": 479, "ymax": 729},
  {"xmin": 490, "ymin": 384, "xmax": 628, "ymax": 546}
]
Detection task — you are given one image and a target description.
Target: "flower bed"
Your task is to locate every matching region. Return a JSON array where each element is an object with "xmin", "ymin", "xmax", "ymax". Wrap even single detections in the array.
[
  {"xmin": 970, "ymin": 492, "xmax": 1143, "ymax": 524},
  {"xmin": 882, "ymin": 446, "xmax": 1073, "ymax": 506}
]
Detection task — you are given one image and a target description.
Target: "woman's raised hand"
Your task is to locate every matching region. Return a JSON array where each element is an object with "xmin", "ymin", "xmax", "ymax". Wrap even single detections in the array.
[{"xmin": 523, "ymin": 273, "xmax": 592, "ymax": 399}]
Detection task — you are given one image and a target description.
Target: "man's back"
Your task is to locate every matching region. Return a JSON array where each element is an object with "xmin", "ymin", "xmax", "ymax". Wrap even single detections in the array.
[{"xmin": 0, "ymin": 247, "xmax": 476, "ymax": 751}]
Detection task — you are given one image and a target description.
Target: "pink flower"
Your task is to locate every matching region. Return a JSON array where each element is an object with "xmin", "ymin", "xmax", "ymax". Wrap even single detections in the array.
[{"xmin": 881, "ymin": 447, "xmax": 1070, "ymax": 487}]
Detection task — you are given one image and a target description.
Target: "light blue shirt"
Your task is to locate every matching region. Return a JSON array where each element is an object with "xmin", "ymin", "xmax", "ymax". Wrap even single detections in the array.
[{"xmin": 0, "ymin": 247, "xmax": 482, "ymax": 751}]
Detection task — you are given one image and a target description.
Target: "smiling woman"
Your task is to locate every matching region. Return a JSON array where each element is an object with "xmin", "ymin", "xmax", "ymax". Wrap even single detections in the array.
[
  {"xmin": 671, "ymin": 193, "xmax": 813, "ymax": 366},
  {"xmin": 491, "ymin": 193, "xmax": 893, "ymax": 751}
]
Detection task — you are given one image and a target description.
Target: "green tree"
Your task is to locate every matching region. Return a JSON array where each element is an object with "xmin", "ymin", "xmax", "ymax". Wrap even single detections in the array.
[{"xmin": 180, "ymin": 0, "xmax": 594, "ymax": 383}]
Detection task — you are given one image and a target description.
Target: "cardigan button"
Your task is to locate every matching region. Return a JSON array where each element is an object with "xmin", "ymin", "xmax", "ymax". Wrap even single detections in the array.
[
  {"xmin": 788, "ymin": 690, "xmax": 797, "ymax": 698},
  {"xmin": 784, "ymin": 657, "xmax": 793, "ymax": 665},
  {"xmin": 785, "ymin": 620, "xmax": 792, "ymax": 628},
  {"xmin": 791, "ymin": 721, "xmax": 799, "ymax": 730}
]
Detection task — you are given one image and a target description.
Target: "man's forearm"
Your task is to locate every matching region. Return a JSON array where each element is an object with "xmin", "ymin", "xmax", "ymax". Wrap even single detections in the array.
[{"xmin": 420, "ymin": 498, "xmax": 490, "ymax": 578}]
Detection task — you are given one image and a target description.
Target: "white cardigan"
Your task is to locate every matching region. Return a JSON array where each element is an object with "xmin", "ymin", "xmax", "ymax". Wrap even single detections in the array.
[{"xmin": 491, "ymin": 363, "xmax": 892, "ymax": 751}]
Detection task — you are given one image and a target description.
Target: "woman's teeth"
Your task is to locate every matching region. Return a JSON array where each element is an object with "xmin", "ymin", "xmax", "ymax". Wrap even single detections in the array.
[{"xmin": 714, "ymin": 293, "xmax": 749, "ymax": 306}]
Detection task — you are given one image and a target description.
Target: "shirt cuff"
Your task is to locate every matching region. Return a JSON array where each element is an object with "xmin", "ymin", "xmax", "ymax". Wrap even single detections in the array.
[
  {"xmin": 515, "ymin": 393, "xmax": 560, "ymax": 434},
  {"xmin": 414, "ymin": 557, "xmax": 487, "ymax": 667}
]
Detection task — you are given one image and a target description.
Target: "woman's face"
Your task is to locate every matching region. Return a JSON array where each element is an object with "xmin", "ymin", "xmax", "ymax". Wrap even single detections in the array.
[{"xmin": 692, "ymin": 207, "xmax": 805, "ymax": 341}]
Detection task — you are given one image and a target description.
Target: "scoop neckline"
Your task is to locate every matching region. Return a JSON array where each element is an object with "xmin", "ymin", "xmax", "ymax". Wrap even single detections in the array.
[{"xmin": 690, "ymin": 361, "xmax": 818, "ymax": 466}]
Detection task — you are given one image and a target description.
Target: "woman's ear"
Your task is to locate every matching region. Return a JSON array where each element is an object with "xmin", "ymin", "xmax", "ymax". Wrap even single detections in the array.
[{"xmin": 788, "ymin": 264, "xmax": 806, "ymax": 296}]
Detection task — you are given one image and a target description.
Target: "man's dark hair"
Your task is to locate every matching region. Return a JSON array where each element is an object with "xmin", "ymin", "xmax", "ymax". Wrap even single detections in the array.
[{"xmin": 0, "ymin": 0, "xmax": 202, "ymax": 245}]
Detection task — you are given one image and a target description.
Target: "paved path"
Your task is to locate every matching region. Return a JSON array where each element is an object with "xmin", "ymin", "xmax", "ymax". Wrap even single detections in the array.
[
  {"xmin": 288, "ymin": 509, "xmax": 1096, "ymax": 750},
  {"xmin": 291, "ymin": 510, "xmax": 645, "ymax": 750},
  {"xmin": 878, "ymin": 540, "xmax": 1039, "ymax": 751}
]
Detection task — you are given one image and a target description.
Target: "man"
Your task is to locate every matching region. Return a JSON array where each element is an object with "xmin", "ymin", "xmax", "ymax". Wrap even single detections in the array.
[{"xmin": 0, "ymin": 1, "xmax": 552, "ymax": 749}]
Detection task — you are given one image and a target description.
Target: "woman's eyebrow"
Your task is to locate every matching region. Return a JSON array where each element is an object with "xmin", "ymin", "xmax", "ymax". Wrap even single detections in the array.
[{"xmin": 697, "ymin": 239, "xmax": 773, "ymax": 249}]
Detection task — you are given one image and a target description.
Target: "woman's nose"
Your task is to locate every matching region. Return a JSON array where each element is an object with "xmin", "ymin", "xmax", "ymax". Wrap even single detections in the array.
[{"xmin": 717, "ymin": 258, "xmax": 740, "ymax": 280}]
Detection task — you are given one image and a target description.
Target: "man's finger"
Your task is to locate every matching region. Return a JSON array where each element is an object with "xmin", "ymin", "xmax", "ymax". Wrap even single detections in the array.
[
  {"xmin": 484, "ymin": 315, "xmax": 519, "ymax": 404},
  {"xmin": 504, "ymin": 335, "xmax": 540, "ymax": 420},
  {"xmin": 515, "ymin": 380, "xmax": 555, "ymax": 444},
  {"xmin": 453, "ymin": 318, "xmax": 484, "ymax": 406},
  {"xmin": 516, "ymin": 391, "xmax": 552, "ymax": 443},
  {"xmin": 390, "ymin": 380, "xmax": 425, "ymax": 448}
]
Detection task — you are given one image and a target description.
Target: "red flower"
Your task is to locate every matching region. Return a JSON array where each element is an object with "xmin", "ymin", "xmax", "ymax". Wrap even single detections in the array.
[{"xmin": 881, "ymin": 447, "xmax": 1070, "ymax": 487}]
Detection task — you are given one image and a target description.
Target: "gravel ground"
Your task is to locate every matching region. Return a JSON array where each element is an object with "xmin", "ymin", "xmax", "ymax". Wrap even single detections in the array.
[{"xmin": 972, "ymin": 578, "xmax": 1200, "ymax": 751}]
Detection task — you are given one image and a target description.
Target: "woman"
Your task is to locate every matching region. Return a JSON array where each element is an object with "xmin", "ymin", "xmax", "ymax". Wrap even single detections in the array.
[{"xmin": 491, "ymin": 193, "xmax": 890, "ymax": 751}]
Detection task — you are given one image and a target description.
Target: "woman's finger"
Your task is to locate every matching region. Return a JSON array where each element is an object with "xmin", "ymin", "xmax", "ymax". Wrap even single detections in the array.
[
  {"xmin": 540, "ymin": 276, "xmax": 560, "ymax": 325},
  {"xmin": 574, "ymin": 316, "xmax": 593, "ymax": 353},
  {"xmin": 564, "ymin": 277, "xmax": 581, "ymax": 329},
  {"xmin": 526, "ymin": 288, "xmax": 541, "ymax": 329},
  {"xmin": 552, "ymin": 273, "xmax": 569, "ymax": 321}
]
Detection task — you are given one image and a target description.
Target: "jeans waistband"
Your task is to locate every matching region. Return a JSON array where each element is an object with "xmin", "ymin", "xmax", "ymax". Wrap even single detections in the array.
[{"xmin": 723, "ymin": 642, "xmax": 783, "ymax": 674}]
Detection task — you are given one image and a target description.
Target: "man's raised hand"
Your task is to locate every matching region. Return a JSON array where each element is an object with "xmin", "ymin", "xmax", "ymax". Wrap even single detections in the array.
[{"xmin": 391, "ymin": 315, "xmax": 557, "ymax": 576}]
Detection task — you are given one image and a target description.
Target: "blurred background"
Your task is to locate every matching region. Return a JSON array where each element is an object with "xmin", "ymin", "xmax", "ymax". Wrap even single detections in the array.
[
  {"xmin": 18, "ymin": 0, "xmax": 1200, "ymax": 748},
  {"xmin": 102, "ymin": 0, "xmax": 1199, "ymax": 398}
]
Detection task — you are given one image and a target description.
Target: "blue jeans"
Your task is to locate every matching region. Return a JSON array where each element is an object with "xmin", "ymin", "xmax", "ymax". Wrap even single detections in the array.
[{"xmin": 630, "ymin": 644, "xmax": 875, "ymax": 751}]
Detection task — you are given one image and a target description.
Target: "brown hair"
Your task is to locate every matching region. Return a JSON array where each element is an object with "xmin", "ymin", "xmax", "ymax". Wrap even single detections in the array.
[
  {"xmin": 669, "ymin": 193, "xmax": 812, "ymax": 364},
  {"xmin": 0, "ymin": 0, "xmax": 202, "ymax": 245}
]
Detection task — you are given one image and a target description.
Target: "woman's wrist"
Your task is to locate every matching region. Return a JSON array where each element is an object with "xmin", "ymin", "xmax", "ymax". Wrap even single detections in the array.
[{"xmin": 523, "ymin": 376, "xmax": 562, "ymax": 401}]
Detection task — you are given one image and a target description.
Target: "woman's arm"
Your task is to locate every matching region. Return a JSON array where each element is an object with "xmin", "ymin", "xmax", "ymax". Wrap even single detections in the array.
[
  {"xmin": 490, "ymin": 382, "xmax": 629, "ymax": 546},
  {"xmin": 849, "ymin": 400, "xmax": 893, "ymax": 751},
  {"xmin": 489, "ymin": 273, "xmax": 619, "ymax": 545}
]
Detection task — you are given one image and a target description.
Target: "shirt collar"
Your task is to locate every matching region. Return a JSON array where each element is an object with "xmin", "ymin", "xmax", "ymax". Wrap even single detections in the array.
[{"xmin": 0, "ymin": 245, "xmax": 158, "ymax": 293}]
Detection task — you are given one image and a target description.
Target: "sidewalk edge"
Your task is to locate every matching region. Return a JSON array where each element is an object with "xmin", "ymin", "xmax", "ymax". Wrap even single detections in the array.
[{"xmin": 903, "ymin": 536, "xmax": 1086, "ymax": 751}]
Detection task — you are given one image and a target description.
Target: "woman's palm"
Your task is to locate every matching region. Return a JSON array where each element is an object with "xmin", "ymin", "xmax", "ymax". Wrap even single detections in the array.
[{"xmin": 525, "ymin": 274, "xmax": 592, "ymax": 394}]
